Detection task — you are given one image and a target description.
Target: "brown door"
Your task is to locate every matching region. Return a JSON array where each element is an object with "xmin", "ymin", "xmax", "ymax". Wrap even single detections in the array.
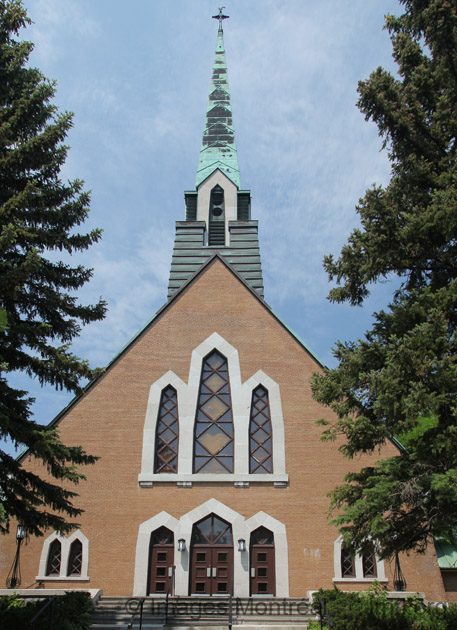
[
  {"xmin": 148, "ymin": 527, "xmax": 174, "ymax": 595},
  {"xmin": 191, "ymin": 546, "xmax": 233, "ymax": 595},
  {"xmin": 190, "ymin": 514, "xmax": 233, "ymax": 595},
  {"xmin": 250, "ymin": 527, "xmax": 275, "ymax": 596}
]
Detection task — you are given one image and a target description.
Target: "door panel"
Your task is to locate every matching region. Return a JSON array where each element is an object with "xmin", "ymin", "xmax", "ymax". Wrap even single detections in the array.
[
  {"xmin": 191, "ymin": 546, "xmax": 233, "ymax": 595},
  {"xmin": 148, "ymin": 545, "xmax": 174, "ymax": 594},
  {"xmin": 250, "ymin": 546, "xmax": 275, "ymax": 595}
]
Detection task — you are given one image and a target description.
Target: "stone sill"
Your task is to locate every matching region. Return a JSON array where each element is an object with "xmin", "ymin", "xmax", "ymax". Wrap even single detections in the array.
[
  {"xmin": 332, "ymin": 578, "xmax": 388, "ymax": 584},
  {"xmin": 35, "ymin": 576, "xmax": 90, "ymax": 582},
  {"xmin": 138, "ymin": 473, "xmax": 289, "ymax": 488}
]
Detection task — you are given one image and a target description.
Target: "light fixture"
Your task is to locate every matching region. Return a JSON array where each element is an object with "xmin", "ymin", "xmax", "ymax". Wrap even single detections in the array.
[
  {"xmin": 393, "ymin": 551, "xmax": 407, "ymax": 592},
  {"xmin": 237, "ymin": 538, "xmax": 246, "ymax": 552},
  {"xmin": 6, "ymin": 525, "xmax": 26, "ymax": 588},
  {"xmin": 177, "ymin": 538, "xmax": 186, "ymax": 552},
  {"xmin": 16, "ymin": 525, "xmax": 26, "ymax": 541}
]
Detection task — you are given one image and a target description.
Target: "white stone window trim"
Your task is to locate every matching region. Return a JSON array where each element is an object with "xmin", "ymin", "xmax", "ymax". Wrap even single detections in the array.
[
  {"xmin": 333, "ymin": 536, "xmax": 387, "ymax": 584},
  {"xmin": 36, "ymin": 529, "xmax": 89, "ymax": 582},
  {"xmin": 133, "ymin": 498, "xmax": 289, "ymax": 598},
  {"xmin": 139, "ymin": 332, "xmax": 288, "ymax": 486}
]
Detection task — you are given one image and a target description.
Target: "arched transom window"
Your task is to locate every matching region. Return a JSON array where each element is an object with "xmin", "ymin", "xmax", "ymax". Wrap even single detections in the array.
[
  {"xmin": 193, "ymin": 351, "xmax": 233, "ymax": 473},
  {"xmin": 249, "ymin": 386, "xmax": 273, "ymax": 473},
  {"xmin": 193, "ymin": 514, "xmax": 233, "ymax": 545}
]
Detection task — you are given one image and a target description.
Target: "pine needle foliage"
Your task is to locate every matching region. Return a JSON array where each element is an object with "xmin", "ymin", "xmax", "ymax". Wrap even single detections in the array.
[
  {"xmin": 311, "ymin": 0, "xmax": 457, "ymax": 558},
  {"xmin": 0, "ymin": 1, "xmax": 107, "ymax": 536}
]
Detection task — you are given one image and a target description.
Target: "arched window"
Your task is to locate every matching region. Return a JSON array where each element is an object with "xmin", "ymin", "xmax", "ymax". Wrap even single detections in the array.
[
  {"xmin": 154, "ymin": 386, "xmax": 179, "ymax": 473},
  {"xmin": 46, "ymin": 539, "xmax": 61, "ymax": 576},
  {"xmin": 341, "ymin": 547, "xmax": 355, "ymax": 577},
  {"xmin": 67, "ymin": 539, "xmax": 83, "ymax": 576},
  {"xmin": 249, "ymin": 386, "xmax": 273, "ymax": 473},
  {"xmin": 362, "ymin": 548, "xmax": 377, "ymax": 578},
  {"xmin": 334, "ymin": 537, "xmax": 386, "ymax": 583},
  {"xmin": 193, "ymin": 351, "xmax": 233, "ymax": 473}
]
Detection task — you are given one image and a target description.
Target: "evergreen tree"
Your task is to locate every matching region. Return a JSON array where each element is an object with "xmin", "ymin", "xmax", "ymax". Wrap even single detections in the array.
[
  {"xmin": 311, "ymin": 0, "xmax": 457, "ymax": 558},
  {"xmin": 0, "ymin": 1, "xmax": 106, "ymax": 535}
]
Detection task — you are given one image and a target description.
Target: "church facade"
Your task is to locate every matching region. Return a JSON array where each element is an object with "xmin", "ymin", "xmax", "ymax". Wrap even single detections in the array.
[{"xmin": 0, "ymin": 19, "xmax": 452, "ymax": 604}]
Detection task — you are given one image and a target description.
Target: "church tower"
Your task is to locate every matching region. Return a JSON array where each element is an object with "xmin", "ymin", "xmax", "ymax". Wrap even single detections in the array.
[{"xmin": 168, "ymin": 15, "xmax": 264, "ymax": 299}]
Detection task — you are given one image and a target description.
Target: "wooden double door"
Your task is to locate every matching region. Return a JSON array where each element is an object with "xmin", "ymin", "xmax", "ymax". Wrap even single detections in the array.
[
  {"xmin": 190, "ymin": 514, "xmax": 233, "ymax": 595},
  {"xmin": 190, "ymin": 546, "xmax": 233, "ymax": 595}
]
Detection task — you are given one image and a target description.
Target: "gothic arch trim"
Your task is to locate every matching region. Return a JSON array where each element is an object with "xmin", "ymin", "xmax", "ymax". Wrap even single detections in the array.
[
  {"xmin": 332, "ymin": 536, "xmax": 387, "ymax": 583},
  {"xmin": 139, "ymin": 333, "xmax": 288, "ymax": 486},
  {"xmin": 246, "ymin": 511, "xmax": 289, "ymax": 597},
  {"xmin": 36, "ymin": 529, "xmax": 89, "ymax": 582},
  {"xmin": 133, "ymin": 512, "xmax": 179, "ymax": 597},
  {"xmin": 133, "ymin": 499, "xmax": 289, "ymax": 597}
]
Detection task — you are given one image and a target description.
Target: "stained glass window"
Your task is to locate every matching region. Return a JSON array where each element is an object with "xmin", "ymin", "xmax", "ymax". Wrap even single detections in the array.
[
  {"xmin": 194, "ymin": 351, "xmax": 233, "ymax": 473},
  {"xmin": 46, "ymin": 539, "xmax": 61, "ymax": 576},
  {"xmin": 154, "ymin": 386, "xmax": 179, "ymax": 473},
  {"xmin": 67, "ymin": 539, "xmax": 83, "ymax": 576},
  {"xmin": 249, "ymin": 386, "xmax": 273, "ymax": 473}
]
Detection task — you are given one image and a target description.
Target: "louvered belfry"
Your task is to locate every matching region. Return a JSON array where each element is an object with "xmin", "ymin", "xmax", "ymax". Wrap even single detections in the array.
[{"xmin": 168, "ymin": 21, "xmax": 264, "ymax": 299}]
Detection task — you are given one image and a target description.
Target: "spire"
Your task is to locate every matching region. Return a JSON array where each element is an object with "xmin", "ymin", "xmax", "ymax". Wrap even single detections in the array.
[{"xmin": 195, "ymin": 16, "xmax": 240, "ymax": 189}]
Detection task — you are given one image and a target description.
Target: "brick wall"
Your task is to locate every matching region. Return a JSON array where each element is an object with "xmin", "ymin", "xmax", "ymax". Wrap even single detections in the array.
[{"xmin": 0, "ymin": 258, "xmax": 446, "ymax": 601}]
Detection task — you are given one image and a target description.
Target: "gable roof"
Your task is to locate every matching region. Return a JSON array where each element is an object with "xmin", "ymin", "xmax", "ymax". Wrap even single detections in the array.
[{"xmin": 16, "ymin": 253, "xmax": 323, "ymax": 460}]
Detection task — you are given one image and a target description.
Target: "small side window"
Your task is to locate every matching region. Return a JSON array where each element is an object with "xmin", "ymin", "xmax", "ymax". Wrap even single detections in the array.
[
  {"xmin": 46, "ymin": 539, "xmax": 61, "ymax": 576},
  {"xmin": 67, "ymin": 539, "xmax": 83, "ymax": 576}
]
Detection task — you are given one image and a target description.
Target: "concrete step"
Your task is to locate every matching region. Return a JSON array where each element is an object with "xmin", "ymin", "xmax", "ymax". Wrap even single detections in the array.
[{"xmin": 91, "ymin": 596, "xmax": 316, "ymax": 629}]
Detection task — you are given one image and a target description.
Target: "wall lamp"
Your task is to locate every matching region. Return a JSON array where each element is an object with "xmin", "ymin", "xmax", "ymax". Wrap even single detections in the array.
[
  {"xmin": 237, "ymin": 538, "xmax": 246, "ymax": 552},
  {"xmin": 6, "ymin": 525, "xmax": 26, "ymax": 588},
  {"xmin": 177, "ymin": 538, "xmax": 186, "ymax": 552}
]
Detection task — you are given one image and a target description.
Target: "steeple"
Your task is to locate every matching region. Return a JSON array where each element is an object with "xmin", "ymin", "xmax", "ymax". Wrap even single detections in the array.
[
  {"xmin": 195, "ymin": 22, "xmax": 240, "ymax": 189},
  {"xmin": 167, "ymin": 13, "xmax": 264, "ymax": 300}
]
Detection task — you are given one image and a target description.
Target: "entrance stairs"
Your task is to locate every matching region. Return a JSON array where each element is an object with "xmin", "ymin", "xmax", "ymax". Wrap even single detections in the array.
[{"xmin": 90, "ymin": 595, "xmax": 317, "ymax": 629}]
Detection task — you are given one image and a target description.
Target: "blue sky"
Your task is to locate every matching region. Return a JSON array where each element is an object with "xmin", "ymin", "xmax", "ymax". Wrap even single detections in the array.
[{"xmin": 7, "ymin": 0, "xmax": 402, "ymax": 454}]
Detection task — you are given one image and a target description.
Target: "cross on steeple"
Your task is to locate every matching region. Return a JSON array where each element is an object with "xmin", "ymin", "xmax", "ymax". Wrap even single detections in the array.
[{"xmin": 212, "ymin": 7, "xmax": 229, "ymax": 30}]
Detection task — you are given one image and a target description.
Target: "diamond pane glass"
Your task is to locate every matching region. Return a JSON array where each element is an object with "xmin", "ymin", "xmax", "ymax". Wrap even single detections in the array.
[
  {"xmin": 194, "ymin": 351, "xmax": 233, "ymax": 473},
  {"xmin": 154, "ymin": 387, "xmax": 179, "ymax": 473},
  {"xmin": 46, "ymin": 539, "xmax": 61, "ymax": 576},
  {"xmin": 202, "ymin": 397, "xmax": 227, "ymax": 421},
  {"xmin": 199, "ymin": 425, "xmax": 230, "ymax": 454},
  {"xmin": 249, "ymin": 386, "xmax": 273, "ymax": 473},
  {"xmin": 67, "ymin": 539, "xmax": 83, "ymax": 576},
  {"xmin": 199, "ymin": 458, "xmax": 230, "ymax": 473},
  {"xmin": 341, "ymin": 548, "xmax": 355, "ymax": 577},
  {"xmin": 363, "ymin": 552, "xmax": 377, "ymax": 577},
  {"xmin": 206, "ymin": 373, "xmax": 225, "ymax": 392}
]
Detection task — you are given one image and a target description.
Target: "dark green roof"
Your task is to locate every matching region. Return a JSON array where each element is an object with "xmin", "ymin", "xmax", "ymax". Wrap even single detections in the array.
[{"xmin": 196, "ymin": 27, "xmax": 240, "ymax": 189}]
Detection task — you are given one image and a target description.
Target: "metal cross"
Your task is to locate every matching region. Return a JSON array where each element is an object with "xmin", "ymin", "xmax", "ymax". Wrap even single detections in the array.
[{"xmin": 212, "ymin": 7, "xmax": 229, "ymax": 29}]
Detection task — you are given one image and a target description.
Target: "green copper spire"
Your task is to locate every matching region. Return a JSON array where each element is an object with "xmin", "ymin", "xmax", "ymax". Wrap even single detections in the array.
[{"xmin": 195, "ymin": 21, "xmax": 240, "ymax": 189}]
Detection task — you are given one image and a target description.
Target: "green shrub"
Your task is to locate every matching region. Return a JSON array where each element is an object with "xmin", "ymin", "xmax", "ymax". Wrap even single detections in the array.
[
  {"xmin": 310, "ymin": 587, "xmax": 457, "ymax": 630},
  {"xmin": 0, "ymin": 591, "xmax": 93, "ymax": 630}
]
